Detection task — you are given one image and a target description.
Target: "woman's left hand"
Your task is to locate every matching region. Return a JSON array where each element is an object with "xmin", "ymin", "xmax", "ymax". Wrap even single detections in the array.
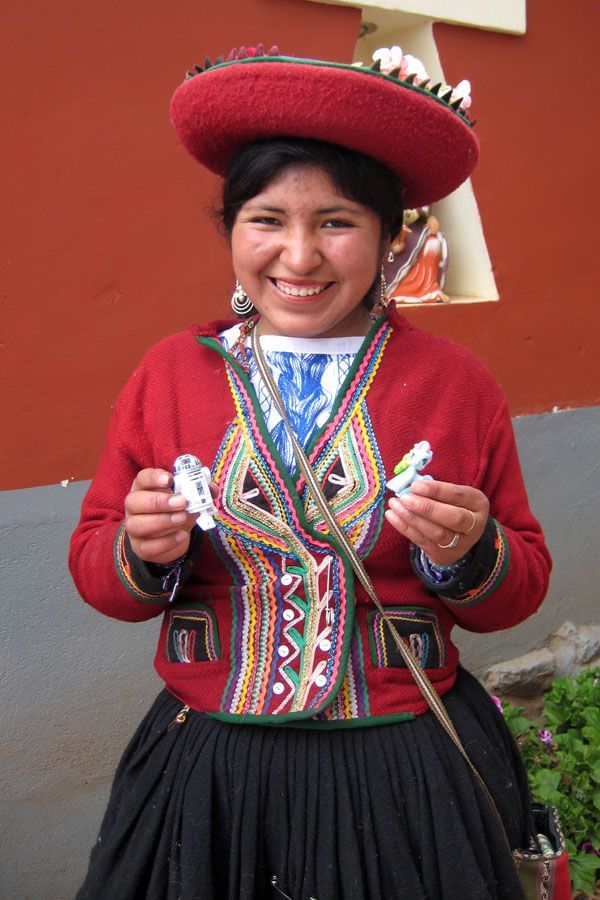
[{"xmin": 384, "ymin": 480, "xmax": 490, "ymax": 566}]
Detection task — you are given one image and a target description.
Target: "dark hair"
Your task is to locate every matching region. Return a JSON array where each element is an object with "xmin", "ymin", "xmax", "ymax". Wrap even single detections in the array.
[{"xmin": 218, "ymin": 138, "xmax": 404, "ymax": 240}]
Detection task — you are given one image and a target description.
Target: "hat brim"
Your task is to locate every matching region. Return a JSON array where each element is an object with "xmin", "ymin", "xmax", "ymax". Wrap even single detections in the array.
[{"xmin": 170, "ymin": 57, "xmax": 479, "ymax": 208}]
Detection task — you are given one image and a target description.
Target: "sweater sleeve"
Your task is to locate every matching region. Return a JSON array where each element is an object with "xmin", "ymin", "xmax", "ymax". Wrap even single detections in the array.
[
  {"xmin": 69, "ymin": 350, "xmax": 197, "ymax": 622},
  {"xmin": 432, "ymin": 399, "xmax": 551, "ymax": 632}
]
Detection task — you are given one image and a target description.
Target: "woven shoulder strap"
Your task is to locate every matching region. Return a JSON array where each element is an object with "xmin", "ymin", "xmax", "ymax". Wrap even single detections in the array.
[{"xmin": 251, "ymin": 325, "xmax": 511, "ymax": 849}]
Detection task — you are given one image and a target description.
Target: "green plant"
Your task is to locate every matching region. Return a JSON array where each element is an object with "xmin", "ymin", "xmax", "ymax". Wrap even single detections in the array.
[{"xmin": 500, "ymin": 667, "xmax": 600, "ymax": 896}]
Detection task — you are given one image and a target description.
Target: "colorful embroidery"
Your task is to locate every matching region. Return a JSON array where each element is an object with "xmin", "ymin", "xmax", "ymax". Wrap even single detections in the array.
[
  {"xmin": 441, "ymin": 520, "xmax": 509, "ymax": 606},
  {"xmin": 306, "ymin": 403, "xmax": 385, "ymax": 559},
  {"xmin": 166, "ymin": 605, "xmax": 221, "ymax": 663},
  {"xmin": 210, "ymin": 382, "xmax": 353, "ymax": 718},
  {"xmin": 368, "ymin": 607, "xmax": 446, "ymax": 669},
  {"xmin": 315, "ymin": 624, "xmax": 370, "ymax": 720},
  {"xmin": 113, "ymin": 523, "xmax": 170, "ymax": 602},
  {"xmin": 303, "ymin": 321, "xmax": 390, "ymax": 558},
  {"xmin": 198, "ymin": 320, "xmax": 391, "ymax": 720}
]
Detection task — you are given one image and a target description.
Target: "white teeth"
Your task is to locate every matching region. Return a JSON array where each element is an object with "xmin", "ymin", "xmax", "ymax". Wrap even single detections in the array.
[{"xmin": 276, "ymin": 281, "xmax": 328, "ymax": 297}]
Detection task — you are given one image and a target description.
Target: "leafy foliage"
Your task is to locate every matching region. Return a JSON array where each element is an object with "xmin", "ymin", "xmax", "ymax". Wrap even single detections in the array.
[{"xmin": 501, "ymin": 668, "xmax": 600, "ymax": 896}]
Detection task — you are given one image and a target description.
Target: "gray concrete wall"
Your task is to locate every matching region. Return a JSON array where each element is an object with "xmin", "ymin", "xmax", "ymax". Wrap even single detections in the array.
[
  {"xmin": 1, "ymin": 405, "xmax": 598, "ymax": 899},
  {"xmin": 453, "ymin": 405, "xmax": 600, "ymax": 669}
]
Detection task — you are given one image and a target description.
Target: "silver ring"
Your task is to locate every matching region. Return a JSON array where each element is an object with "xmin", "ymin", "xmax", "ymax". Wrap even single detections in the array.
[
  {"xmin": 437, "ymin": 532, "xmax": 460, "ymax": 550},
  {"xmin": 465, "ymin": 510, "xmax": 477, "ymax": 534}
]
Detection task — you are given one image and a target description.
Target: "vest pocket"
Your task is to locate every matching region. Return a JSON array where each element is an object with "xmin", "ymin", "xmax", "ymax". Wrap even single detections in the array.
[
  {"xmin": 367, "ymin": 607, "xmax": 446, "ymax": 669},
  {"xmin": 166, "ymin": 604, "xmax": 221, "ymax": 663}
]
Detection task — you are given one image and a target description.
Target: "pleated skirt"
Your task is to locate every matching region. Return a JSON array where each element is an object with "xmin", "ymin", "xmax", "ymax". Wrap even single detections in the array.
[{"xmin": 77, "ymin": 668, "xmax": 530, "ymax": 900}]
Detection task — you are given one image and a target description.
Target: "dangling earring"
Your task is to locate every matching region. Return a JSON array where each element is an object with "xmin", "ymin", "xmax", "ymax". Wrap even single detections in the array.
[
  {"xmin": 377, "ymin": 264, "xmax": 391, "ymax": 311},
  {"xmin": 231, "ymin": 279, "xmax": 254, "ymax": 316},
  {"xmin": 387, "ymin": 249, "xmax": 395, "ymax": 263}
]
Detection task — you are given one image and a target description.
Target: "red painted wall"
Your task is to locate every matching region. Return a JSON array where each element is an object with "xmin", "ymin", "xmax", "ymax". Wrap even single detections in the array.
[
  {"xmin": 413, "ymin": 4, "xmax": 600, "ymax": 416},
  {"xmin": 1, "ymin": 0, "xmax": 598, "ymax": 490}
]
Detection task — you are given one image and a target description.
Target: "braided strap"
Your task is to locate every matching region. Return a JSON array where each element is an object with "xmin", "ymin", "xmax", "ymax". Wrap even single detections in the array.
[{"xmin": 251, "ymin": 324, "xmax": 511, "ymax": 850}]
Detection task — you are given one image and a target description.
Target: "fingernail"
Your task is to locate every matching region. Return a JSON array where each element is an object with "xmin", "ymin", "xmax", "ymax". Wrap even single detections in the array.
[
  {"xmin": 175, "ymin": 531, "xmax": 188, "ymax": 543},
  {"xmin": 168, "ymin": 494, "xmax": 184, "ymax": 508},
  {"xmin": 171, "ymin": 512, "xmax": 187, "ymax": 524},
  {"xmin": 400, "ymin": 493, "xmax": 417, "ymax": 508},
  {"xmin": 158, "ymin": 472, "xmax": 170, "ymax": 486}
]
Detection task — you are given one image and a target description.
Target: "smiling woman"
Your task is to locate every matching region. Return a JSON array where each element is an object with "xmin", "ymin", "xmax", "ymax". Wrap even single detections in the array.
[
  {"xmin": 69, "ymin": 45, "xmax": 553, "ymax": 900},
  {"xmin": 231, "ymin": 164, "xmax": 382, "ymax": 338}
]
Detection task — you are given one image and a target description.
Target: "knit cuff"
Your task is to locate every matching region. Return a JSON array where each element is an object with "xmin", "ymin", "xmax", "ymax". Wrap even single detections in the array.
[
  {"xmin": 114, "ymin": 523, "xmax": 204, "ymax": 603},
  {"xmin": 411, "ymin": 517, "xmax": 509, "ymax": 606},
  {"xmin": 415, "ymin": 549, "xmax": 473, "ymax": 585}
]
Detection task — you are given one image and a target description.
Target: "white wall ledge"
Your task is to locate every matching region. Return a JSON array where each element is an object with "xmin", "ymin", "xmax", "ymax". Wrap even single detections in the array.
[{"xmin": 306, "ymin": 0, "xmax": 526, "ymax": 35}]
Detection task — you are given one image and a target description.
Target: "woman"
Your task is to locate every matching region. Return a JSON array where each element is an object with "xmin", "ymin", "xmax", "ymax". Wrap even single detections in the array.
[{"xmin": 70, "ymin": 45, "xmax": 551, "ymax": 899}]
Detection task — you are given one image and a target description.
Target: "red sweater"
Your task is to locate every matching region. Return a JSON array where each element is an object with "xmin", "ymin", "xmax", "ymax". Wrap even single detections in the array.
[{"xmin": 69, "ymin": 312, "xmax": 551, "ymax": 726}]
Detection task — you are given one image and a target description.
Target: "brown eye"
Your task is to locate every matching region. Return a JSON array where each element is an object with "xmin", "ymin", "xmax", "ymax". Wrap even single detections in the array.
[
  {"xmin": 251, "ymin": 216, "xmax": 281, "ymax": 226},
  {"xmin": 323, "ymin": 219, "xmax": 354, "ymax": 228}
]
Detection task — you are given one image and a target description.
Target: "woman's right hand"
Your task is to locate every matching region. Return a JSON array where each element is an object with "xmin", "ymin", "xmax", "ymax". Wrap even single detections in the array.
[{"xmin": 124, "ymin": 468, "xmax": 198, "ymax": 564}]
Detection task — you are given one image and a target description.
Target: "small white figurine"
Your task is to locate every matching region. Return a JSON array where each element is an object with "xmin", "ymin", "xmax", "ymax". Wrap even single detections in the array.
[
  {"xmin": 386, "ymin": 441, "xmax": 433, "ymax": 498},
  {"xmin": 173, "ymin": 454, "xmax": 216, "ymax": 531}
]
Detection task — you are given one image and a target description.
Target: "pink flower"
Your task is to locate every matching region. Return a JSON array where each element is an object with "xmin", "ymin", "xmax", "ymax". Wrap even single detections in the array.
[
  {"xmin": 581, "ymin": 842, "xmax": 600, "ymax": 857},
  {"xmin": 372, "ymin": 46, "xmax": 404, "ymax": 75},
  {"xmin": 402, "ymin": 54, "xmax": 429, "ymax": 85},
  {"xmin": 451, "ymin": 79, "xmax": 472, "ymax": 110},
  {"xmin": 490, "ymin": 695, "xmax": 504, "ymax": 714},
  {"xmin": 537, "ymin": 729, "xmax": 553, "ymax": 745}
]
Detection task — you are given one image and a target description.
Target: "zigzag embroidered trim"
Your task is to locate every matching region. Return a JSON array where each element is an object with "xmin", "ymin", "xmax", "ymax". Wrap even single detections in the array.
[
  {"xmin": 209, "ymin": 386, "xmax": 351, "ymax": 717},
  {"xmin": 313, "ymin": 625, "xmax": 371, "ymax": 721},
  {"xmin": 199, "ymin": 323, "xmax": 392, "ymax": 719},
  {"xmin": 441, "ymin": 520, "xmax": 510, "ymax": 606},
  {"xmin": 113, "ymin": 523, "xmax": 171, "ymax": 602}
]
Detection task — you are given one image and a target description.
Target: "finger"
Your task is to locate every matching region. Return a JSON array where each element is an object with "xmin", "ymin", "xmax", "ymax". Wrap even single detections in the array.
[
  {"xmin": 209, "ymin": 481, "xmax": 219, "ymax": 500},
  {"xmin": 125, "ymin": 511, "xmax": 196, "ymax": 540},
  {"xmin": 387, "ymin": 495, "xmax": 486, "ymax": 565},
  {"xmin": 387, "ymin": 497, "xmax": 462, "ymax": 552},
  {"xmin": 133, "ymin": 530, "xmax": 191, "ymax": 562},
  {"xmin": 385, "ymin": 505, "xmax": 431, "ymax": 547},
  {"xmin": 125, "ymin": 489, "xmax": 187, "ymax": 516},
  {"xmin": 395, "ymin": 492, "xmax": 480, "ymax": 536},
  {"xmin": 409, "ymin": 479, "xmax": 488, "ymax": 513},
  {"xmin": 130, "ymin": 468, "xmax": 173, "ymax": 493}
]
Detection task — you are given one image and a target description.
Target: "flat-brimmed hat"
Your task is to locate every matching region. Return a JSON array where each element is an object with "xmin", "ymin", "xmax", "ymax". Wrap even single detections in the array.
[{"xmin": 170, "ymin": 45, "xmax": 478, "ymax": 208}]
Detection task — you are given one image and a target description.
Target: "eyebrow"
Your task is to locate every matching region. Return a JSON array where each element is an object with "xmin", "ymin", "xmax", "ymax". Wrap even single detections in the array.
[{"xmin": 242, "ymin": 203, "xmax": 362, "ymax": 215}]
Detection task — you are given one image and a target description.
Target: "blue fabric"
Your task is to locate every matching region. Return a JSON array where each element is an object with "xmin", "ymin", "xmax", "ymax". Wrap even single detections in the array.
[{"xmin": 246, "ymin": 348, "xmax": 354, "ymax": 472}]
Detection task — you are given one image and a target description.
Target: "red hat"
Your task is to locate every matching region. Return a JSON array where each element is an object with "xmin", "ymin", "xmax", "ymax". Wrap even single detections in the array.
[{"xmin": 170, "ymin": 46, "xmax": 478, "ymax": 208}]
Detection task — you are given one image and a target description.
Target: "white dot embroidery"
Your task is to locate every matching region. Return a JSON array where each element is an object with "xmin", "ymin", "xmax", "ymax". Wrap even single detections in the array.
[
  {"xmin": 273, "ymin": 682, "xmax": 285, "ymax": 695},
  {"xmin": 283, "ymin": 609, "xmax": 295, "ymax": 622},
  {"xmin": 277, "ymin": 646, "xmax": 289, "ymax": 658}
]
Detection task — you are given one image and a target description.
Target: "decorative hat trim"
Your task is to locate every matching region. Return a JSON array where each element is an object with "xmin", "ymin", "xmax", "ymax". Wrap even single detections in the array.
[
  {"xmin": 184, "ymin": 48, "xmax": 474, "ymax": 127},
  {"xmin": 171, "ymin": 43, "xmax": 480, "ymax": 207}
]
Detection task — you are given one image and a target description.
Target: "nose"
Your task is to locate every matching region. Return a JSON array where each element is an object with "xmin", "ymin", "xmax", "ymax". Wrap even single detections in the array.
[{"xmin": 279, "ymin": 227, "xmax": 322, "ymax": 273}]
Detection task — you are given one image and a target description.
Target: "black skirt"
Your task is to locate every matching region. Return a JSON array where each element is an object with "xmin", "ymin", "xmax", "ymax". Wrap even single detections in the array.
[{"xmin": 77, "ymin": 668, "xmax": 529, "ymax": 900}]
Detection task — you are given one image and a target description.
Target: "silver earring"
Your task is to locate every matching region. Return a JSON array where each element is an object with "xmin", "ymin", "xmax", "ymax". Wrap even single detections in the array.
[
  {"xmin": 379, "ymin": 264, "xmax": 390, "ymax": 310},
  {"xmin": 387, "ymin": 249, "xmax": 395, "ymax": 262},
  {"xmin": 231, "ymin": 280, "xmax": 254, "ymax": 316}
]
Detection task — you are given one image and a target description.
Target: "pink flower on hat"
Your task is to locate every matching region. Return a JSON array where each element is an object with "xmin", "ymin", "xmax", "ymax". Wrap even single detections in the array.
[
  {"xmin": 372, "ymin": 46, "xmax": 404, "ymax": 74},
  {"xmin": 451, "ymin": 79, "xmax": 472, "ymax": 110},
  {"xmin": 402, "ymin": 54, "xmax": 429, "ymax": 84}
]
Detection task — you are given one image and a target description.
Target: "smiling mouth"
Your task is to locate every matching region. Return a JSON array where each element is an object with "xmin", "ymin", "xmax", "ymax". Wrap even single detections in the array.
[{"xmin": 272, "ymin": 279, "xmax": 332, "ymax": 298}]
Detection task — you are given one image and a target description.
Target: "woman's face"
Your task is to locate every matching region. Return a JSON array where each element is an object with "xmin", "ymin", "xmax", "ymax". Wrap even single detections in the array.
[{"xmin": 231, "ymin": 166, "xmax": 384, "ymax": 339}]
